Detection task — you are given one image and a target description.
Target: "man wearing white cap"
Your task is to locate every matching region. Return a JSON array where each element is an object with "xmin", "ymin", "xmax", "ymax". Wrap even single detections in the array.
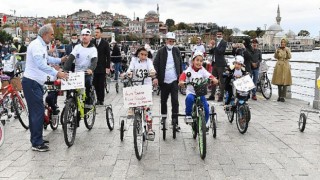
[
  {"xmin": 153, "ymin": 32, "xmax": 183, "ymax": 131},
  {"xmin": 64, "ymin": 28, "xmax": 98, "ymax": 108},
  {"xmin": 192, "ymin": 37, "xmax": 206, "ymax": 56}
]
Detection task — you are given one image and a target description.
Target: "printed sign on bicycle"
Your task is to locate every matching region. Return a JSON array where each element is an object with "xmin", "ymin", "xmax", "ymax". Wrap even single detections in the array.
[
  {"xmin": 233, "ymin": 75, "xmax": 255, "ymax": 92},
  {"xmin": 61, "ymin": 72, "xmax": 85, "ymax": 90},
  {"xmin": 123, "ymin": 85, "xmax": 153, "ymax": 108}
]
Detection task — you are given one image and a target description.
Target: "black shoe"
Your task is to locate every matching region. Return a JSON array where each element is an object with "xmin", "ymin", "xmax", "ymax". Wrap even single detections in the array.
[
  {"xmin": 32, "ymin": 144, "xmax": 49, "ymax": 152},
  {"xmin": 280, "ymin": 98, "xmax": 285, "ymax": 102},
  {"xmin": 207, "ymin": 95, "xmax": 215, "ymax": 101},
  {"xmin": 99, "ymin": 101, "xmax": 104, "ymax": 105},
  {"xmin": 43, "ymin": 140, "xmax": 49, "ymax": 145},
  {"xmin": 277, "ymin": 97, "xmax": 281, "ymax": 102},
  {"xmin": 175, "ymin": 125, "xmax": 181, "ymax": 132},
  {"xmin": 206, "ymin": 127, "xmax": 209, "ymax": 134}
]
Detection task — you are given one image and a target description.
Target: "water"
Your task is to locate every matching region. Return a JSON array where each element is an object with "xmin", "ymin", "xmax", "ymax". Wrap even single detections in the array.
[{"xmin": 262, "ymin": 50, "xmax": 320, "ymax": 105}]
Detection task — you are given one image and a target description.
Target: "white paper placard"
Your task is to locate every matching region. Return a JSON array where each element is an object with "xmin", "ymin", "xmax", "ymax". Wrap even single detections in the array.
[
  {"xmin": 61, "ymin": 72, "xmax": 85, "ymax": 90},
  {"xmin": 123, "ymin": 85, "xmax": 153, "ymax": 108},
  {"xmin": 233, "ymin": 74, "xmax": 255, "ymax": 92}
]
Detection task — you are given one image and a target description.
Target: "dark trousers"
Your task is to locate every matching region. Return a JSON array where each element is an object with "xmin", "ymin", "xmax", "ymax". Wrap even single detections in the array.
[
  {"xmin": 93, "ymin": 73, "xmax": 106, "ymax": 102},
  {"xmin": 278, "ymin": 85, "xmax": 287, "ymax": 98},
  {"xmin": 160, "ymin": 81, "xmax": 179, "ymax": 122},
  {"xmin": 85, "ymin": 75, "xmax": 93, "ymax": 104},
  {"xmin": 22, "ymin": 77, "xmax": 45, "ymax": 147},
  {"xmin": 211, "ymin": 66, "xmax": 225, "ymax": 99}
]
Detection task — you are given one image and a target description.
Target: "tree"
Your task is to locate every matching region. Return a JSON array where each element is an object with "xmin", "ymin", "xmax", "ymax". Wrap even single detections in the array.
[
  {"xmin": 165, "ymin": 19, "xmax": 175, "ymax": 28},
  {"xmin": 112, "ymin": 20, "xmax": 123, "ymax": 27},
  {"xmin": 177, "ymin": 22, "xmax": 193, "ymax": 30},
  {"xmin": 0, "ymin": 30, "xmax": 13, "ymax": 43},
  {"xmin": 298, "ymin": 30, "xmax": 310, "ymax": 37}
]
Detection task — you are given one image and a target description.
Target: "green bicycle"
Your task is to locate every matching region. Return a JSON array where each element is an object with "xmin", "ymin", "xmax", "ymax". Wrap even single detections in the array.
[{"xmin": 62, "ymin": 82, "xmax": 97, "ymax": 147}]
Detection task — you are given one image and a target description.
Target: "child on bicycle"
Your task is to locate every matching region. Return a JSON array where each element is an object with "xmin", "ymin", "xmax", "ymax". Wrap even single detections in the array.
[
  {"xmin": 178, "ymin": 51, "xmax": 218, "ymax": 130},
  {"xmin": 121, "ymin": 47, "xmax": 156, "ymax": 140},
  {"xmin": 224, "ymin": 55, "xmax": 249, "ymax": 106},
  {"xmin": 2, "ymin": 48, "xmax": 17, "ymax": 78}
]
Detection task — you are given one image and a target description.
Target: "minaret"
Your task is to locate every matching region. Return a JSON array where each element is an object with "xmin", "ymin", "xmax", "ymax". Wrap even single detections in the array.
[
  {"xmin": 276, "ymin": 4, "xmax": 281, "ymax": 25},
  {"xmin": 134, "ymin": 12, "xmax": 135, "ymax": 21}
]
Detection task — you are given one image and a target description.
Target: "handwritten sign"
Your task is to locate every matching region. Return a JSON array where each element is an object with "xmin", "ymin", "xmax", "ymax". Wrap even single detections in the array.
[
  {"xmin": 123, "ymin": 85, "xmax": 153, "ymax": 108},
  {"xmin": 233, "ymin": 75, "xmax": 255, "ymax": 92},
  {"xmin": 61, "ymin": 72, "xmax": 85, "ymax": 90}
]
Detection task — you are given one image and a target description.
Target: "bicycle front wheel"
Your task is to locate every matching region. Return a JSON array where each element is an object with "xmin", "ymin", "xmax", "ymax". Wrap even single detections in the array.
[
  {"xmin": 12, "ymin": 94, "xmax": 29, "ymax": 130},
  {"xmin": 226, "ymin": 106, "xmax": 234, "ymax": 123},
  {"xmin": 0, "ymin": 120, "xmax": 5, "ymax": 147},
  {"xmin": 62, "ymin": 98, "xmax": 77, "ymax": 147},
  {"xmin": 115, "ymin": 82, "xmax": 119, "ymax": 93},
  {"xmin": 198, "ymin": 110, "xmax": 206, "ymax": 159},
  {"xmin": 260, "ymin": 74, "xmax": 272, "ymax": 100},
  {"xmin": 236, "ymin": 105, "xmax": 249, "ymax": 134},
  {"xmin": 84, "ymin": 90, "xmax": 96, "ymax": 130},
  {"xmin": 133, "ymin": 111, "xmax": 144, "ymax": 160},
  {"xmin": 299, "ymin": 113, "xmax": 307, "ymax": 132}
]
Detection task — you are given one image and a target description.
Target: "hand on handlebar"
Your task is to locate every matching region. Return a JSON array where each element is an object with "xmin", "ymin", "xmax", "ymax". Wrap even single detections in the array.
[
  {"xmin": 211, "ymin": 77, "xmax": 219, "ymax": 85},
  {"xmin": 178, "ymin": 81, "xmax": 185, "ymax": 88}
]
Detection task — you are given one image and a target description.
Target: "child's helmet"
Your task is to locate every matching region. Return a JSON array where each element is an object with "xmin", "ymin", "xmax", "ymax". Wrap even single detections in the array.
[
  {"xmin": 234, "ymin": 55, "xmax": 244, "ymax": 65},
  {"xmin": 192, "ymin": 51, "xmax": 204, "ymax": 60}
]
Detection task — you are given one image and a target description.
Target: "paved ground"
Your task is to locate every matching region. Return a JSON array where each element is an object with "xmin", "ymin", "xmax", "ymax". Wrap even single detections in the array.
[{"xmin": 1, "ymin": 82, "xmax": 320, "ymax": 180}]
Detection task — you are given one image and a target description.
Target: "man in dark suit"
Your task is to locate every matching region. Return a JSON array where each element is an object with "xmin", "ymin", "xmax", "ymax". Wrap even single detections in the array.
[
  {"xmin": 208, "ymin": 29, "xmax": 227, "ymax": 102},
  {"xmin": 153, "ymin": 32, "xmax": 183, "ymax": 131},
  {"xmin": 92, "ymin": 27, "xmax": 111, "ymax": 105}
]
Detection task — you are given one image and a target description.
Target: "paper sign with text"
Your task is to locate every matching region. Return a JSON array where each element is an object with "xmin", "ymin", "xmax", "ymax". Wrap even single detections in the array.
[
  {"xmin": 61, "ymin": 72, "xmax": 85, "ymax": 90},
  {"xmin": 233, "ymin": 75, "xmax": 255, "ymax": 92},
  {"xmin": 123, "ymin": 85, "xmax": 153, "ymax": 108}
]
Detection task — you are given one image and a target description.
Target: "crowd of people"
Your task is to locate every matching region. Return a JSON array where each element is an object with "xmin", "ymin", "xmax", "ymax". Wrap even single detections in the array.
[{"xmin": 0, "ymin": 23, "xmax": 292, "ymax": 152}]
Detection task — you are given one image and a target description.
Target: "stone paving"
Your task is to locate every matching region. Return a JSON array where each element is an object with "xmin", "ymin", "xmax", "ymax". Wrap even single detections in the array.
[{"xmin": 1, "ymin": 82, "xmax": 320, "ymax": 180}]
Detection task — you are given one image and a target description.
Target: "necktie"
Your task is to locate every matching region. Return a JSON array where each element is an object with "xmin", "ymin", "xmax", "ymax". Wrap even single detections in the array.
[{"xmin": 96, "ymin": 40, "xmax": 100, "ymax": 46}]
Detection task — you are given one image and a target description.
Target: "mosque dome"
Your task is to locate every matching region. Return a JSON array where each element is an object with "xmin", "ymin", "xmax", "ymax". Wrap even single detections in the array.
[
  {"xmin": 146, "ymin": 10, "xmax": 158, "ymax": 16},
  {"xmin": 287, "ymin": 30, "xmax": 295, "ymax": 38},
  {"xmin": 267, "ymin": 23, "xmax": 283, "ymax": 32}
]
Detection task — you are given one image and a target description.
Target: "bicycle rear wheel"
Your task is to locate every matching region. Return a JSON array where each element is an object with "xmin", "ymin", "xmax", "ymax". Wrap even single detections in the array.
[
  {"xmin": 106, "ymin": 106, "xmax": 114, "ymax": 131},
  {"xmin": 299, "ymin": 113, "xmax": 306, "ymax": 132},
  {"xmin": 49, "ymin": 112, "xmax": 59, "ymax": 130},
  {"xmin": 116, "ymin": 82, "xmax": 119, "ymax": 93},
  {"xmin": 120, "ymin": 120, "xmax": 125, "ymax": 141},
  {"xmin": 260, "ymin": 74, "xmax": 272, "ymax": 100},
  {"xmin": 210, "ymin": 106, "xmax": 217, "ymax": 138},
  {"xmin": 198, "ymin": 110, "xmax": 207, "ymax": 159},
  {"xmin": 236, "ymin": 105, "xmax": 249, "ymax": 134},
  {"xmin": 84, "ymin": 89, "xmax": 96, "ymax": 130},
  {"xmin": 12, "ymin": 94, "xmax": 29, "ymax": 130},
  {"xmin": 62, "ymin": 98, "xmax": 77, "ymax": 147},
  {"xmin": 172, "ymin": 118, "xmax": 177, "ymax": 139},
  {"xmin": 0, "ymin": 120, "xmax": 5, "ymax": 147},
  {"xmin": 133, "ymin": 110, "xmax": 144, "ymax": 160}
]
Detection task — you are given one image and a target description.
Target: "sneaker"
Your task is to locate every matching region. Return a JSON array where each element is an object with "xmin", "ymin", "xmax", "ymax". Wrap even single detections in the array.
[
  {"xmin": 206, "ymin": 126, "xmax": 210, "ymax": 134},
  {"xmin": 252, "ymin": 95, "xmax": 257, "ymax": 101},
  {"xmin": 32, "ymin": 144, "xmax": 49, "ymax": 152},
  {"xmin": 175, "ymin": 124, "xmax": 181, "ymax": 132},
  {"xmin": 207, "ymin": 95, "xmax": 215, "ymax": 101},
  {"xmin": 277, "ymin": 97, "xmax": 281, "ymax": 102},
  {"xmin": 184, "ymin": 116, "xmax": 193, "ymax": 124}
]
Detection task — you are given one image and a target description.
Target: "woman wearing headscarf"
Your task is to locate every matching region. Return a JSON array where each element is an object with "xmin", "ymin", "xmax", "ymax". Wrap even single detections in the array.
[{"xmin": 271, "ymin": 38, "xmax": 292, "ymax": 102}]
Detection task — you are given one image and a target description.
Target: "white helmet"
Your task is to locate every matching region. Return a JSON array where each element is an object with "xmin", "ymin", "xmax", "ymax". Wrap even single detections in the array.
[
  {"xmin": 165, "ymin": 32, "xmax": 176, "ymax": 40},
  {"xmin": 81, "ymin": 28, "xmax": 91, "ymax": 35},
  {"xmin": 234, "ymin": 55, "xmax": 244, "ymax": 65},
  {"xmin": 192, "ymin": 51, "xmax": 204, "ymax": 60}
]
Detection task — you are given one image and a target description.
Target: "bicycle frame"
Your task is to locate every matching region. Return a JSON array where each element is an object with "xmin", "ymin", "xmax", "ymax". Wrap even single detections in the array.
[{"xmin": 67, "ymin": 88, "xmax": 87, "ymax": 119}]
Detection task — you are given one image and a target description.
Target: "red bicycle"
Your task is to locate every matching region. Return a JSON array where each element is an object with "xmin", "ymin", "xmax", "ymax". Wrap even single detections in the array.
[
  {"xmin": 0, "ymin": 80, "xmax": 29, "ymax": 130},
  {"xmin": 43, "ymin": 78, "xmax": 63, "ymax": 130}
]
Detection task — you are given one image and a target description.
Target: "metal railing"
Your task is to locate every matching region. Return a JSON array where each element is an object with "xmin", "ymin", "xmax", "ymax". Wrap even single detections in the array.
[{"xmin": 264, "ymin": 58, "xmax": 320, "ymax": 109}]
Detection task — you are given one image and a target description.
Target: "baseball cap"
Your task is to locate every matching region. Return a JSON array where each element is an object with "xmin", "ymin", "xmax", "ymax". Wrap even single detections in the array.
[
  {"xmin": 197, "ymin": 37, "xmax": 201, "ymax": 40},
  {"xmin": 165, "ymin": 32, "xmax": 175, "ymax": 40},
  {"xmin": 81, "ymin": 28, "xmax": 91, "ymax": 35}
]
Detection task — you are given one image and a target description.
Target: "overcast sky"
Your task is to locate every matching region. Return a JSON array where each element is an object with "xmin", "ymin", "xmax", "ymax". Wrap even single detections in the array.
[{"xmin": 1, "ymin": 0, "xmax": 320, "ymax": 37}]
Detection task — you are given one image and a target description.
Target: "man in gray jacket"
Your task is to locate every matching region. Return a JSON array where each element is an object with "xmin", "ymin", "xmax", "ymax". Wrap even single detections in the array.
[{"xmin": 153, "ymin": 32, "xmax": 182, "ymax": 131}]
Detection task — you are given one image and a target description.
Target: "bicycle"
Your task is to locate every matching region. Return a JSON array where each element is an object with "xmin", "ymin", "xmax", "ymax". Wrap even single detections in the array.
[
  {"xmin": 122, "ymin": 72, "xmax": 154, "ymax": 160},
  {"xmin": 224, "ymin": 76, "xmax": 251, "ymax": 134},
  {"xmin": 105, "ymin": 104, "xmax": 114, "ymax": 131},
  {"xmin": 61, "ymin": 72, "xmax": 97, "ymax": 147},
  {"xmin": 0, "ymin": 73, "xmax": 29, "ymax": 130},
  {"xmin": 257, "ymin": 59, "xmax": 272, "ymax": 99},
  {"xmin": 175, "ymin": 78, "xmax": 212, "ymax": 159},
  {"xmin": 43, "ymin": 77, "xmax": 63, "ymax": 130}
]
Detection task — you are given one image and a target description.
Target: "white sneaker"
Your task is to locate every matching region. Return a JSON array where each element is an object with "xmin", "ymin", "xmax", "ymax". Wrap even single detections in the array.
[{"xmin": 184, "ymin": 116, "xmax": 193, "ymax": 123}]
